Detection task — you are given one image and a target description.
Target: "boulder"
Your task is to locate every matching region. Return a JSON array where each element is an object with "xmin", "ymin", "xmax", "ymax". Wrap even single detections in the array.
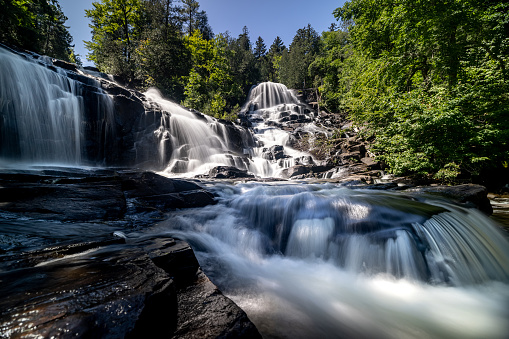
[
  {"xmin": 209, "ymin": 166, "xmax": 255, "ymax": 179},
  {"xmin": 360, "ymin": 157, "xmax": 381, "ymax": 170},
  {"xmin": 0, "ymin": 169, "xmax": 216, "ymax": 223},
  {"xmin": 0, "ymin": 236, "xmax": 261, "ymax": 338},
  {"xmin": 411, "ymin": 184, "xmax": 493, "ymax": 215}
]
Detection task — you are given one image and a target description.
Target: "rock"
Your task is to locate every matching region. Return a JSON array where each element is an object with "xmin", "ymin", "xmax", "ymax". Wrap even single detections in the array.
[
  {"xmin": 209, "ymin": 166, "xmax": 255, "ymax": 179},
  {"xmin": 411, "ymin": 184, "xmax": 493, "ymax": 215},
  {"xmin": 0, "ymin": 236, "xmax": 261, "ymax": 338},
  {"xmin": 284, "ymin": 165, "xmax": 312, "ymax": 178},
  {"xmin": 0, "ymin": 169, "xmax": 216, "ymax": 223},
  {"xmin": 360, "ymin": 157, "xmax": 381, "ymax": 170}
]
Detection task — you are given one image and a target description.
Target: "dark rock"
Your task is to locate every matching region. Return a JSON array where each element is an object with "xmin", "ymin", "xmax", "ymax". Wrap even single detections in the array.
[
  {"xmin": 360, "ymin": 157, "xmax": 381, "ymax": 170},
  {"xmin": 0, "ymin": 236, "xmax": 260, "ymax": 338},
  {"xmin": 209, "ymin": 166, "xmax": 255, "ymax": 179},
  {"xmin": 0, "ymin": 170, "xmax": 216, "ymax": 222},
  {"xmin": 284, "ymin": 165, "xmax": 311, "ymax": 178},
  {"xmin": 52, "ymin": 59, "xmax": 78, "ymax": 72},
  {"xmin": 412, "ymin": 184, "xmax": 493, "ymax": 215}
]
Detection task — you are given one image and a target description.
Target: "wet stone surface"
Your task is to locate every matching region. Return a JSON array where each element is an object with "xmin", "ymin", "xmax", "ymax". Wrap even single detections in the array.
[{"xmin": 0, "ymin": 167, "xmax": 260, "ymax": 338}]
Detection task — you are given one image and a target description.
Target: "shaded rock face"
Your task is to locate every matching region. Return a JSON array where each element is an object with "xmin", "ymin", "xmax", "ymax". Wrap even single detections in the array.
[
  {"xmin": 409, "ymin": 184, "xmax": 493, "ymax": 215},
  {"xmin": 208, "ymin": 166, "xmax": 255, "ymax": 179},
  {"xmin": 0, "ymin": 168, "xmax": 260, "ymax": 338},
  {"xmin": 0, "ymin": 236, "xmax": 261, "ymax": 338},
  {"xmin": 0, "ymin": 169, "xmax": 215, "ymax": 223}
]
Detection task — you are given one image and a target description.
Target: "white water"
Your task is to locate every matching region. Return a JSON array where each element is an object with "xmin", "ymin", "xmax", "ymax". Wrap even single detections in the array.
[
  {"xmin": 147, "ymin": 82, "xmax": 319, "ymax": 178},
  {"xmin": 152, "ymin": 182, "xmax": 509, "ymax": 338},
  {"xmin": 0, "ymin": 46, "xmax": 84, "ymax": 164},
  {"xmin": 242, "ymin": 82, "xmax": 319, "ymax": 177},
  {"xmin": 144, "ymin": 89, "xmax": 253, "ymax": 176}
]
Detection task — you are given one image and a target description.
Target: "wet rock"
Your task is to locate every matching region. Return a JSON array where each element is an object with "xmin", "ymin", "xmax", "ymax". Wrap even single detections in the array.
[
  {"xmin": 0, "ymin": 169, "xmax": 216, "ymax": 222},
  {"xmin": 410, "ymin": 184, "xmax": 493, "ymax": 215},
  {"xmin": 0, "ymin": 236, "xmax": 260, "ymax": 338},
  {"xmin": 209, "ymin": 166, "xmax": 255, "ymax": 179},
  {"xmin": 284, "ymin": 165, "xmax": 311, "ymax": 178}
]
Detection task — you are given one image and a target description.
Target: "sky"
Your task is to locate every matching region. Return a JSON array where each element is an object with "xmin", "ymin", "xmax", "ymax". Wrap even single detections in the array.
[{"xmin": 59, "ymin": 0, "xmax": 345, "ymax": 67}]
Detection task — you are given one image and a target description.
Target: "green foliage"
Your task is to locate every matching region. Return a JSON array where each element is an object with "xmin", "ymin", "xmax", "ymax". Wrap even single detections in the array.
[
  {"xmin": 324, "ymin": 0, "xmax": 509, "ymax": 182},
  {"xmin": 134, "ymin": 0, "xmax": 190, "ymax": 101},
  {"xmin": 280, "ymin": 24, "xmax": 320, "ymax": 89},
  {"xmin": 182, "ymin": 31, "xmax": 242, "ymax": 120},
  {"xmin": 266, "ymin": 36, "xmax": 286, "ymax": 82},
  {"xmin": 85, "ymin": 0, "xmax": 143, "ymax": 83},
  {"xmin": 0, "ymin": 0, "xmax": 74, "ymax": 61}
]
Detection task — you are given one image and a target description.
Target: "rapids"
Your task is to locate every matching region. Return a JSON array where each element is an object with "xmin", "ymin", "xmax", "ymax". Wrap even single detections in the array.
[
  {"xmin": 1, "ymin": 45, "xmax": 508, "ymax": 338},
  {"xmin": 150, "ymin": 182, "xmax": 509, "ymax": 339}
]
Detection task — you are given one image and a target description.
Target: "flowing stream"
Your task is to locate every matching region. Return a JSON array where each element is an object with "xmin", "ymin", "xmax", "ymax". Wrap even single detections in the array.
[
  {"xmin": 151, "ymin": 183, "xmax": 509, "ymax": 339},
  {"xmin": 1, "ymin": 46, "xmax": 508, "ymax": 338}
]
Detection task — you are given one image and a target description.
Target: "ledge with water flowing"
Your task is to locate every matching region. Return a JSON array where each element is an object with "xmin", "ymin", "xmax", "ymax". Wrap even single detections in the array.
[{"xmin": 1, "ymin": 45, "xmax": 508, "ymax": 339}]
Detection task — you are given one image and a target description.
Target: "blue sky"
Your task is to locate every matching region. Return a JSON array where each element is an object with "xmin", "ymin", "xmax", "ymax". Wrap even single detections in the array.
[{"xmin": 59, "ymin": 0, "xmax": 345, "ymax": 66}]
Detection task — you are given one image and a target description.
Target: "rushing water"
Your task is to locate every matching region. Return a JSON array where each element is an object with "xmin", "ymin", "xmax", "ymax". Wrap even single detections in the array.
[
  {"xmin": 0, "ymin": 46, "xmax": 85, "ymax": 164},
  {"xmin": 2, "ymin": 46, "xmax": 508, "ymax": 338},
  {"xmin": 149, "ymin": 82, "xmax": 320, "ymax": 178},
  {"xmin": 151, "ymin": 182, "xmax": 509, "ymax": 338}
]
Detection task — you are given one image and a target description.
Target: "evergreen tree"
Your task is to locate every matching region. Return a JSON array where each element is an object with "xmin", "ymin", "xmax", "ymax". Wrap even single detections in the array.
[
  {"xmin": 254, "ymin": 36, "xmax": 270, "ymax": 81},
  {"xmin": 254, "ymin": 36, "xmax": 266, "ymax": 58},
  {"xmin": 280, "ymin": 24, "xmax": 320, "ymax": 88},
  {"xmin": 266, "ymin": 36, "xmax": 286, "ymax": 82},
  {"xmin": 135, "ymin": 0, "xmax": 190, "ymax": 100},
  {"xmin": 228, "ymin": 26, "xmax": 259, "ymax": 98}
]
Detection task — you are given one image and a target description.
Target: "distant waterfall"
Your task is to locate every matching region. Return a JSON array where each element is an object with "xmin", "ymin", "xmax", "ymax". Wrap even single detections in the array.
[
  {"xmin": 240, "ymin": 82, "xmax": 319, "ymax": 177},
  {"xmin": 0, "ymin": 46, "xmax": 85, "ymax": 164},
  {"xmin": 145, "ymin": 89, "xmax": 254, "ymax": 176}
]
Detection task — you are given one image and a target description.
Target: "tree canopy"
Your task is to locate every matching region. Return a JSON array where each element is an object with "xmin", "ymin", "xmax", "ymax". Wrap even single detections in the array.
[{"xmin": 0, "ymin": 0, "xmax": 76, "ymax": 62}]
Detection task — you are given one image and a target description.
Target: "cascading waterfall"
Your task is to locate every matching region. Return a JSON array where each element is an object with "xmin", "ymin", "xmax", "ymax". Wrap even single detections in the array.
[
  {"xmin": 1, "ymin": 45, "xmax": 508, "ymax": 338},
  {"xmin": 240, "ymin": 82, "xmax": 319, "ymax": 177},
  {"xmin": 147, "ymin": 82, "xmax": 319, "ymax": 178},
  {"xmin": 152, "ymin": 182, "xmax": 509, "ymax": 338},
  {"xmin": 0, "ymin": 46, "xmax": 84, "ymax": 164},
  {"xmin": 145, "ymin": 89, "xmax": 254, "ymax": 176}
]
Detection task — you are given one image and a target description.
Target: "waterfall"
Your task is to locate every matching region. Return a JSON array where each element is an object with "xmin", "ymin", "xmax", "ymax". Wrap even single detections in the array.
[
  {"xmin": 153, "ymin": 182, "xmax": 509, "ymax": 338},
  {"xmin": 0, "ymin": 46, "xmax": 116, "ymax": 167},
  {"xmin": 240, "ymin": 82, "xmax": 319, "ymax": 177},
  {"xmin": 0, "ymin": 46, "xmax": 84, "ymax": 164},
  {"xmin": 145, "ymin": 89, "xmax": 253, "ymax": 175}
]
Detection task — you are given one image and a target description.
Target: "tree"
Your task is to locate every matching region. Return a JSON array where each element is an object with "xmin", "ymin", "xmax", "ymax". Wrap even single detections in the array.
[
  {"xmin": 266, "ymin": 36, "xmax": 286, "ymax": 82},
  {"xmin": 227, "ymin": 26, "xmax": 259, "ymax": 98},
  {"xmin": 254, "ymin": 36, "xmax": 266, "ymax": 59},
  {"xmin": 85, "ymin": 0, "xmax": 143, "ymax": 82},
  {"xmin": 135, "ymin": 0, "xmax": 190, "ymax": 100},
  {"xmin": 182, "ymin": 31, "xmax": 241, "ymax": 119},
  {"xmin": 280, "ymin": 24, "xmax": 320, "ymax": 89},
  {"xmin": 254, "ymin": 36, "xmax": 270, "ymax": 81},
  {"xmin": 330, "ymin": 0, "xmax": 509, "ymax": 181},
  {"xmin": 0, "ymin": 0, "xmax": 74, "ymax": 61}
]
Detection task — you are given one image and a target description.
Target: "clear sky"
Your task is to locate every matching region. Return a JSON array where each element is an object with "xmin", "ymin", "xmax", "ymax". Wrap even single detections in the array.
[{"xmin": 59, "ymin": 0, "xmax": 345, "ymax": 67}]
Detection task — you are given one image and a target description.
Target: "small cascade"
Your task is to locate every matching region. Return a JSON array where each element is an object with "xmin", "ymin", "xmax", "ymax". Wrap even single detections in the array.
[{"xmin": 156, "ymin": 182, "xmax": 509, "ymax": 338}]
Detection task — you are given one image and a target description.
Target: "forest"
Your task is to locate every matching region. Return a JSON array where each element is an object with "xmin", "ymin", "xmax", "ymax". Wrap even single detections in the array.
[{"xmin": 1, "ymin": 0, "xmax": 508, "ymax": 183}]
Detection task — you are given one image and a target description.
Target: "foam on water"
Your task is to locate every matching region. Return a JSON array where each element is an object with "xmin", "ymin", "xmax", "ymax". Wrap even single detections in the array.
[{"xmin": 153, "ymin": 182, "xmax": 509, "ymax": 338}]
